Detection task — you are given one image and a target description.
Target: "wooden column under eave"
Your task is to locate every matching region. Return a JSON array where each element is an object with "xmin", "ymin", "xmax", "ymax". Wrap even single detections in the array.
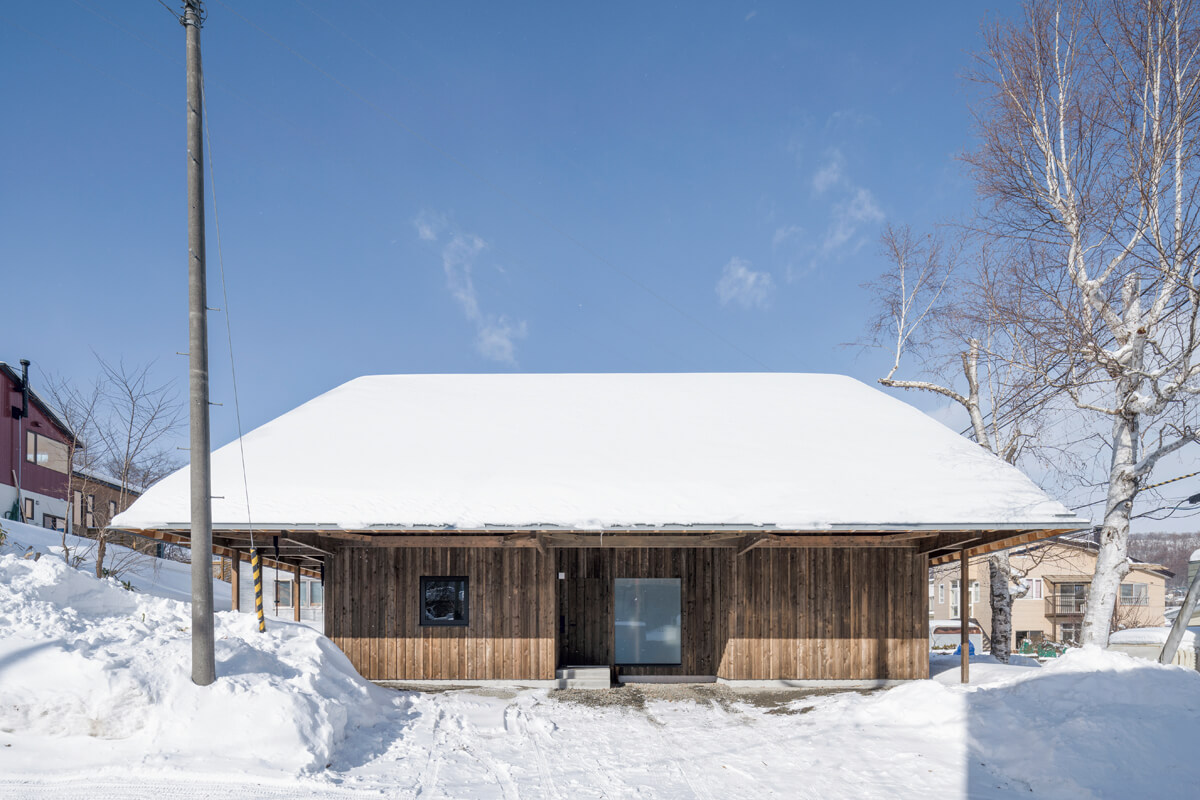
[
  {"xmin": 293, "ymin": 562, "xmax": 302, "ymax": 622},
  {"xmin": 960, "ymin": 546, "xmax": 970, "ymax": 684},
  {"xmin": 231, "ymin": 556, "xmax": 240, "ymax": 612}
]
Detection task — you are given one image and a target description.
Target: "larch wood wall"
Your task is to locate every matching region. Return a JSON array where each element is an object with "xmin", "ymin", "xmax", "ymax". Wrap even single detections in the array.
[
  {"xmin": 558, "ymin": 547, "xmax": 928, "ymax": 680},
  {"xmin": 327, "ymin": 547, "xmax": 557, "ymax": 681},
  {"xmin": 327, "ymin": 545, "xmax": 929, "ymax": 682}
]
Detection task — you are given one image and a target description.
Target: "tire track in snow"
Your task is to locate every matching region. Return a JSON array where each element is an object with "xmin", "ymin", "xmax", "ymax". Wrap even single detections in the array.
[
  {"xmin": 411, "ymin": 705, "xmax": 446, "ymax": 798},
  {"xmin": 644, "ymin": 706, "xmax": 713, "ymax": 800},
  {"xmin": 505, "ymin": 699, "xmax": 563, "ymax": 799},
  {"xmin": 449, "ymin": 720, "xmax": 521, "ymax": 800}
]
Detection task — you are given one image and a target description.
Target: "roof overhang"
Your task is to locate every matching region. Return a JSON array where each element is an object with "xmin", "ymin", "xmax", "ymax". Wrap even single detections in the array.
[
  {"xmin": 113, "ymin": 519, "xmax": 1088, "ymax": 562},
  {"xmin": 121, "ymin": 518, "xmax": 1088, "ymax": 534}
]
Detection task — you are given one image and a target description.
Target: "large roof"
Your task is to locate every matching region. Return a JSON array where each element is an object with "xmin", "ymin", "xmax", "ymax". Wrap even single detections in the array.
[{"xmin": 113, "ymin": 373, "xmax": 1085, "ymax": 533}]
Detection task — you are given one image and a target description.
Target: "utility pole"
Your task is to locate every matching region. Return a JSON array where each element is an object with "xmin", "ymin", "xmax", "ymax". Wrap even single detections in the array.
[
  {"xmin": 1160, "ymin": 494, "xmax": 1200, "ymax": 665},
  {"xmin": 184, "ymin": 0, "xmax": 215, "ymax": 686}
]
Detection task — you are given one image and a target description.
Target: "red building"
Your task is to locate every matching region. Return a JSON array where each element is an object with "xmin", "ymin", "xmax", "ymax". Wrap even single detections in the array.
[{"xmin": 1, "ymin": 360, "xmax": 75, "ymax": 529}]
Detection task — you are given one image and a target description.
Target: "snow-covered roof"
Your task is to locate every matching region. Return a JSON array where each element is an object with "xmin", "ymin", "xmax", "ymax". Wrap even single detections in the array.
[
  {"xmin": 1110, "ymin": 626, "xmax": 1200, "ymax": 648},
  {"xmin": 929, "ymin": 619, "xmax": 982, "ymax": 629},
  {"xmin": 112, "ymin": 373, "xmax": 1086, "ymax": 532}
]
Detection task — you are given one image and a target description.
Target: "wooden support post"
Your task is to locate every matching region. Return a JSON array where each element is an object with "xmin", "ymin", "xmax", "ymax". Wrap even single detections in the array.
[
  {"xmin": 293, "ymin": 561, "xmax": 302, "ymax": 622},
  {"xmin": 231, "ymin": 556, "xmax": 240, "ymax": 612},
  {"xmin": 960, "ymin": 546, "xmax": 970, "ymax": 684}
]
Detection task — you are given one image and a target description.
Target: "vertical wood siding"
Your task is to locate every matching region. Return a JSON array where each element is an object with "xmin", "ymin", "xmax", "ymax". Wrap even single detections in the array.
[
  {"xmin": 556, "ymin": 547, "xmax": 928, "ymax": 680},
  {"xmin": 327, "ymin": 547, "xmax": 557, "ymax": 681},
  {"xmin": 328, "ymin": 545, "xmax": 929, "ymax": 681}
]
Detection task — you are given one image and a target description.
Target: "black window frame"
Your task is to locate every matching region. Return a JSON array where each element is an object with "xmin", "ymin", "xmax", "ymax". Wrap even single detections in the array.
[{"xmin": 420, "ymin": 576, "xmax": 470, "ymax": 627}]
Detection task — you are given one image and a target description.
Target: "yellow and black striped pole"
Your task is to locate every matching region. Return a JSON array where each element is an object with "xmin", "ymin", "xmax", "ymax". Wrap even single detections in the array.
[{"xmin": 250, "ymin": 547, "xmax": 266, "ymax": 633}]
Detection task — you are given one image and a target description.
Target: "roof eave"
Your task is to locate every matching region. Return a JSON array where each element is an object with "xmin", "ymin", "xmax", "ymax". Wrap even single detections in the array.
[{"xmin": 114, "ymin": 518, "xmax": 1090, "ymax": 535}]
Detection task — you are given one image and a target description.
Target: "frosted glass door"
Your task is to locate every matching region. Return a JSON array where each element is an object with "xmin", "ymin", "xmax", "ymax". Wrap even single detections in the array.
[{"xmin": 614, "ymin": 578, "xmax": 681, "ymax": 665}]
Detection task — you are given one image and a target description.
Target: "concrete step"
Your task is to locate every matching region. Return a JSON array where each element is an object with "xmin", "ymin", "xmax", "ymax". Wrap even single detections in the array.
[{"xmin": 555, "ymin": 665, "xmax": 611, "ymax": 689}]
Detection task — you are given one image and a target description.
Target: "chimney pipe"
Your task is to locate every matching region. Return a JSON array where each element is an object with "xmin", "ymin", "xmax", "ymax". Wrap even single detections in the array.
[{"xmin": 19, "ymin": 359, "xmax": 29, "ymax": 419}]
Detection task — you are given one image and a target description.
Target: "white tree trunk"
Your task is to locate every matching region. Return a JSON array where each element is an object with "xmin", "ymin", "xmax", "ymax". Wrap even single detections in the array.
[
  {"xmin": 1082, "ymin": 411, "xmax": 1137, "ymax": 646},
  {"xmin": 989, "ymin": 552, "xmax": 1013, "ymax": 662}
]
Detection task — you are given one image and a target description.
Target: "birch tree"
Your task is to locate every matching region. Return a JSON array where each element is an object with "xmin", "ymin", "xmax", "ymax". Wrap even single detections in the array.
[
  {"xmin": 865, "ymin": 224, "xmax": 1053, "ymax": 661},
  {"xmin": 967, "ymin": 0, "xmax": 1200, "ymax": 646}
]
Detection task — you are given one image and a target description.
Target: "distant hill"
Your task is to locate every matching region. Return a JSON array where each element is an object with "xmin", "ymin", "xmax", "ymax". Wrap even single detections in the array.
[{"xmin": 1130, "ymin": 532, "xmax": 1200, "ymax": 587}]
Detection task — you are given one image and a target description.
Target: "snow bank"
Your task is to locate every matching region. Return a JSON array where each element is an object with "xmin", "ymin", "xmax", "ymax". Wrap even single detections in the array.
[
  {"xmin": 878, "ymin": 647, "xmax": 1200, "ymax": 796},
  {"xmin": 0, "ymin": 519, "xmax": 231, "ymax": 607},
  {"xmin": 0, "ymin": 522, "xmax": 396, "ymax": 778},
  {"xmin": 1111, "ymin": 625, "xmax": 1199, "ymax": 647},
  {"xmin": 114, "ymin": 373, "xmax": 1084, "ymax": 531}
]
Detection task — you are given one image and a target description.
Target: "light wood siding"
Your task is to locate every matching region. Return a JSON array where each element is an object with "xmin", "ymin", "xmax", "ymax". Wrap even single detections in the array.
[
  {"xmin": 328, "ymin": 545, "xmax": 929, "ymax": 681},
  {"xmin": 327, "ymin": 547, "xmax": 557, "ymax": 681}
]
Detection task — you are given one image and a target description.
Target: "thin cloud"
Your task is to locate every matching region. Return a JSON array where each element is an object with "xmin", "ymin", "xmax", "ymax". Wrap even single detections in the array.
[
  {"xmin": 773, "ymin": 224, "xmax": 803, "ymax": 249},
  {"xmin": 476, "ymin": 316, "xmax": 527, "ymax": 364},
  {"xmin": 821, "ymin": 187, "xmax": 884, "ymax": 256},
  {"xmin": 415, "ymin": 211, "xmax": 527, "ymax": 365},
  {"xmin": 716, "ymin": 257, "xmax": 775, "ymax": 310},
  {"xmin": 413, "ymin": 209, "xmax": 447, "ymax": 242},
  {"xmin": 811, "ymin": 148, "xmax": 844, "ymax": 194},
  {"xmin": 804, "ymin": 149, "xmax": 885, "ymax": 262}
]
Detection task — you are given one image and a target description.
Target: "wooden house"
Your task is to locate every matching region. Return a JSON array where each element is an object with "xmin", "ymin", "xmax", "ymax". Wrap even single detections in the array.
[
  {"xmin": 929, "ymin": 535, "xmax": 1172, "ymax": 648},
  {"xmin": 112, "ymin": 373, "xmax": 1086, "ymax": 683},
  {"xmin": 1, "ymin": 360, "xmax": 76, "ymax": 529}
]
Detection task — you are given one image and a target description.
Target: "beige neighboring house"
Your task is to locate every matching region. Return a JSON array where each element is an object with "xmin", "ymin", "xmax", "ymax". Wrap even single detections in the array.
[{"xmin": 928, "ymin": 536, "xmax": 1171, "ymax": 649}]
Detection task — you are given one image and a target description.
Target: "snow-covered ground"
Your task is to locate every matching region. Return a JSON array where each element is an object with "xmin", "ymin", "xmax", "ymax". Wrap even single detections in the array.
[
  {"xmin": 3, "ymin": 518, "xmax": 1199, "ymax": 799},
  {"xmin": 1, "ymin": 519, "xmax": 234, "ymax": 609}
]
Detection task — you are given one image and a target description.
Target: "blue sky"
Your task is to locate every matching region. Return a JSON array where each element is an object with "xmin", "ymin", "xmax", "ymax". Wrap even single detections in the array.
[{"xmin": 2, "ymin": 1, "xmax": 999, "ymax": 448}]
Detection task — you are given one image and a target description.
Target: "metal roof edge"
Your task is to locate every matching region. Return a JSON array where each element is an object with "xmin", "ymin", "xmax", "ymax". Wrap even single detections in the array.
[{"xmin": 116, "ymin": 518, "xmax": 1091, "ymax": 534}]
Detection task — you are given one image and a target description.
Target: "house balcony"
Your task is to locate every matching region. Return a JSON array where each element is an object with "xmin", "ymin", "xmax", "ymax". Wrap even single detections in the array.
[{"xmin": 1045, "ymin": 596, "xmax": 1086, "ymax": 617}]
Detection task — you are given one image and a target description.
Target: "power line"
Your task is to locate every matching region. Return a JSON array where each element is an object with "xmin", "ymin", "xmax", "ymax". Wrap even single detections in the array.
[
  {"xmin": 199, "ymin": 76, "xmax": 256, "ymax": 550},
  {"xmin": 211, "ymin": 0, "xmax": 773, "ymax": 371},
  {"xmin": 154, "ymin": 0, "xmax": 182, "ymax": 23}
]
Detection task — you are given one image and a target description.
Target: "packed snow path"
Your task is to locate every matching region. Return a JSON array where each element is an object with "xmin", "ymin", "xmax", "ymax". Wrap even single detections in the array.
[{"xmin": 2, "ymin": 520, "xmax": 1199, "ymax": 799}]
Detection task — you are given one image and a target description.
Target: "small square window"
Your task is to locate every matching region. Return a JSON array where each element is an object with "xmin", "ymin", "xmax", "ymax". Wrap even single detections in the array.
[{"xmin": 421, "ymin": 576, "xmax": 469, "ymax": 626}]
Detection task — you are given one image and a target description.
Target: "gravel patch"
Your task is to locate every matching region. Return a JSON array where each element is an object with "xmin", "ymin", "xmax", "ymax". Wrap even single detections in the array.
[{"xmin": 548, "ymin": 682, "xmax": 878, "ymax": 714}]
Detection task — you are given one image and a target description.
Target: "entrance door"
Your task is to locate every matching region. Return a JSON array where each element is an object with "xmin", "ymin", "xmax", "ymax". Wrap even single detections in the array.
[{"xmin": 560, "ymin": 577, "xmax": 611, "ymax": 665}]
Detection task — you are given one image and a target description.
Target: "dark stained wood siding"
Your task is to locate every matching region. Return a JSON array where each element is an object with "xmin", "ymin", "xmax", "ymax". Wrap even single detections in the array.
[
  {"xmin": 328, "ymin": 545, "xmax": 929, "ymax": 681},
  {"xmin": 327, "ymin": 547, "xmax": 557, "ymax": 681},
  {"xmin": 557, "ymin": 547, "xmax": 927, "ymax": 680}
]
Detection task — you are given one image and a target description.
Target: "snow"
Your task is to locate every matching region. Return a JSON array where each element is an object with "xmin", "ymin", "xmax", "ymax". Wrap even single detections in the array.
[
  {"xmin": 113, "ymin": 373, "xmax": 1083, "ymax": 531},
  {"xmin": 0, "ymin": 519, "xmax": 387, "ymax": 778},
  {"xmin": 1111, "ymin": 625, "xmax": 1200, "ymax": 647},
  {"xmin": 1, "ymin": 519, "xmax": 232, "ymax": 608},
  {"xmin": 1190, "ymin": 547, "xmax": 1200, "ymax": 561},
  {"xmin": 4, "ymin": 517, "xmax": 1200, "ymax": 798}
]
